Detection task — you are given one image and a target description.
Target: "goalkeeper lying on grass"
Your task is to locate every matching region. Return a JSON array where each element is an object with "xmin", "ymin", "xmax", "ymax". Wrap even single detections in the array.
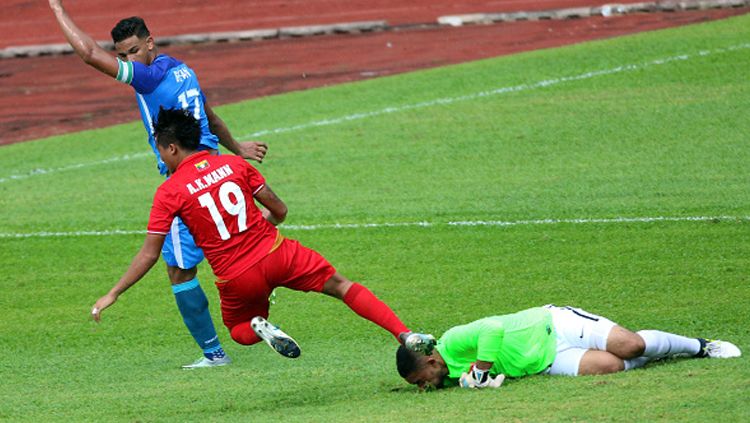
[{"xmin": 396, "ymin": 305, "xmax": 741, "ymax": 390}]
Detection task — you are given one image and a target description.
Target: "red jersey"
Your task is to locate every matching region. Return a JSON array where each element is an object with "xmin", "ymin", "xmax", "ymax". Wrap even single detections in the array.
[{"xmin": 147, "ymin": 151, "xmax": 278, "ymax": 279}]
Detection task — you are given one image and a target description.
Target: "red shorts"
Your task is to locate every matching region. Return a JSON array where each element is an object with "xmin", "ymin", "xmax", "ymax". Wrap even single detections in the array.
[{"xmin": 215, "ymin": 237, "xmax": 336, "ymax": 330}]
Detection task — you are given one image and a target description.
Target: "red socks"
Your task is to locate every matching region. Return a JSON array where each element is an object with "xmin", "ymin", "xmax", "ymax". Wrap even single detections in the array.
[
  {"xmin": 230, "ymin": 321, "xmax": 261, "ymax": 345},
  {"xmin": 230, "ymin": 283, "xmax": 409, "ymax": 345},
  {"xmin": 343, "ymin": 283, "xmax": 409, "ymax": 340}
]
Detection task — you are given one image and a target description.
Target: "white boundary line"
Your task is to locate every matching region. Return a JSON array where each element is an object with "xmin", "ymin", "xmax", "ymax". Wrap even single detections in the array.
[
  {"xmin": 1, "ymin": 215, "xmax": 746, "ymax": 238},
  {"xmin": 0, "ymin": 152, "xmax": 150, "ymax": 184},
  {"xmin": 239, "ymin": 43, "xmax": 750, "ymax": 139},
  {"xmin": 2, "ymin": 43, "xmax": 748, "ymax": 185}
]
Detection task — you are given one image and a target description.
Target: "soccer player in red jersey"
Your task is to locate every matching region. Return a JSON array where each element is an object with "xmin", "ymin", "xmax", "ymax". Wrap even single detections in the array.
[
  {"xmin": 91, "ymin": 108, "xmax": 436, "ymax": 359},
  {"xmin": 49, "ymin": 0, "xmax": 271, "ymax": 368}
]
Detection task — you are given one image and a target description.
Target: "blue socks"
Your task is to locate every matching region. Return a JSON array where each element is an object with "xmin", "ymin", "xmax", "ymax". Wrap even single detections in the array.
[{"xmin": 172, "ymin": 277, "xmax": 225, "ymax": 359}]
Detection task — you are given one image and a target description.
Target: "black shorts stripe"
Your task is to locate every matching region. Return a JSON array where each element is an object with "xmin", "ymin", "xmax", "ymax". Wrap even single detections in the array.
[{"xmin": 564, "ymin": 306, "xmax": 599, "ymax": 322}]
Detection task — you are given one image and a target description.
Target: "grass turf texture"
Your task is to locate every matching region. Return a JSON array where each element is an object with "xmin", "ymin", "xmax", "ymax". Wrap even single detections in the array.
[{"xmin": 1, "ymin": 14, "xmax": 749, "ymax": 422}]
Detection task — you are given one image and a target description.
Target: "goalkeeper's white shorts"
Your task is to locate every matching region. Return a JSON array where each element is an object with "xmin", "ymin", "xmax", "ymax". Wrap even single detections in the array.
[{"xmin": 542, "ymin": 305, "xmax": 618, "ymax": 376}]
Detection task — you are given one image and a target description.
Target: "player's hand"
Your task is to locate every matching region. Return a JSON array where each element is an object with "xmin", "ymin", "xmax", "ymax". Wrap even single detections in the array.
[
  {"xmin": 486, "ymin": 373, "xmax": 505, "ymax": 388},
  {"xmin": 237, "ymin": 141, "xmax": 268, "ymax": 163},
  {"xmin": 91, "ymin": 293, "xmax": 118, "ymax": 322},
  {"xmin": 459, "ymin": 364, "xmax": 505, "ymax": 389}
]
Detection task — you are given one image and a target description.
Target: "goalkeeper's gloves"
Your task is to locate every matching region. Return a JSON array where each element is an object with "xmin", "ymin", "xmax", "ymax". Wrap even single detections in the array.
[{"xmin": 459, "ymin": 364, "xmax": 505, "ymax": 389}]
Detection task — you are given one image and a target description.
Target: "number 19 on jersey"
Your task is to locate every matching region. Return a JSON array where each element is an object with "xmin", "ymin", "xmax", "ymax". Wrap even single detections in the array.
[{"xmin": 197, "ymin": 181, "xmax": 248, "ymax": 240}]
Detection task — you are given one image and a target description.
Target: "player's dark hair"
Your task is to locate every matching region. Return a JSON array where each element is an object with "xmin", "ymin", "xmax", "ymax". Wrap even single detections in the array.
[
  {"xmin": 154, "ymin": 108, "xmax": 201, "ymax": 151},
  {"xmin": 396, "ymin": 345, "xmax": 421, "ymax": 378},
  {"xmin": 111, "ymin": 16, "xmax": 150, "ymax": 43}
]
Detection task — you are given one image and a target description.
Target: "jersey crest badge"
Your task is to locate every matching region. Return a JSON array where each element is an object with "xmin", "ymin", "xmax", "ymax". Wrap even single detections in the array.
[{"xmin": 195, "ymin": 160, "xmax": 210, "ymax": 171}]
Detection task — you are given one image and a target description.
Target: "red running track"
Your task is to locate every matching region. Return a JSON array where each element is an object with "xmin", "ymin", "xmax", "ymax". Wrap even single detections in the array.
[
  {"xmin": 3, "ymin": 0, "xmax": 666, "ymax": 48},
  {"xmin": 0, "ymin": 1, "xmax": 747, "ymax": 144}
]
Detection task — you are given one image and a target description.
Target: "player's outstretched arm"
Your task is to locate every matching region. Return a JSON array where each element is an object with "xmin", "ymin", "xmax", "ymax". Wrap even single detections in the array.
[
  {"xmin": 254, "ymin": 185, "xmax": 287, "ymax": 226},
  {"xmin": 49, "ymin": 0, "xmax": 119, "ymax": 77},
  {"xmin": 206, "ymin": 104, "xmax": 268, "ymax": 163},
  {"xmin": 91, "ymin": 234, "xmax": 165, "ymax": 322}
]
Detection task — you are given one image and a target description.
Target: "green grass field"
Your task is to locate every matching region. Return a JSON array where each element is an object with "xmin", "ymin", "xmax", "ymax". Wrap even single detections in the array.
[{"xmin": 1, "ymin": 14, "xmax": 749, "ymax": 422}]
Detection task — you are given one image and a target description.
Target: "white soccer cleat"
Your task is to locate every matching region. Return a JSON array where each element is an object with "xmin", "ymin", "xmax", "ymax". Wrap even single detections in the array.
[
  {"xmin": 182, "ymin": 355, "xmax": 232, "ymax": 369},
  {"xmin": 404, "ymin": 332, "xmax": 437, "ymax": 355},
  {"xmin": 251, "ymin": 316, "xmax": 301, "ymax": 358},
  {"xmin": 702, "ymin": 339, "xmax": 742, "ymax": 358}
]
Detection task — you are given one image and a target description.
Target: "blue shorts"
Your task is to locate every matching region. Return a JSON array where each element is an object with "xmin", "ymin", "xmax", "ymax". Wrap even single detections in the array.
[{"xmin": 162, "ymin": 217, "xmax": 205, "ymax": 269}]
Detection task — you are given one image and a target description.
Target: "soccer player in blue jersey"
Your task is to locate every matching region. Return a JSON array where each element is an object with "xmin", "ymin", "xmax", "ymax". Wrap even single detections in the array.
[{"xmin": 49, "ymin": 0, "xmax": 268, "ymax": 368}]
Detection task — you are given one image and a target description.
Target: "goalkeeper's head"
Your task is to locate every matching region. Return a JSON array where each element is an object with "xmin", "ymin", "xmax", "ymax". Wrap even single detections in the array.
[{"xmin": 396, "ymin": 345, "xmax": 448, "ymax": 390}]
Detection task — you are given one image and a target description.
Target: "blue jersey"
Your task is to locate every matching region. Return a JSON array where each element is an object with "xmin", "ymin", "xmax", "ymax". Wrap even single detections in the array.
[{"xmin": 116, "ymin": 55, "xmax": 219, "ymax": 175}]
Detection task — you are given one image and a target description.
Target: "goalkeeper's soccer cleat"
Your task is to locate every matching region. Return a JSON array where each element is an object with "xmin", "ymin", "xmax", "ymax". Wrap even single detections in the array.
[
  {"xmin": 696, "ymin": 338, "xmax": 742, "ymax": 358},
  {"xmin": 251, "ymin": 317, "xmax": 301, "ymax": 359},
  {"xmin": 404, "ymin": 332, "xmax": 437, "ymax": 355},
  {"xmin": 182, "ymin": 355, "xmax": 232, "ymax": 369}
]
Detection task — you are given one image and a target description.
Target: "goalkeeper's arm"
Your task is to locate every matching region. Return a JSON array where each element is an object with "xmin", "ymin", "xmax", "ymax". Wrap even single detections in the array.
[{"xmin": 460, "ymin": 318, "xmax": 507, "ymax": 389}]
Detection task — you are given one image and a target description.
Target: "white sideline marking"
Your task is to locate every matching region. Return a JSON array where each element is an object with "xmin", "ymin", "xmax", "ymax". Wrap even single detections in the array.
[
  {"xmin": 239, "ymin": 43, "xmax": 750, "ymax": 139},
  {"xmin": 1, "ymin": 215, "xmax": 746, "ymax": 238},
  {"xmin": 0, "ymin": 153, "xmax": 150, "ymax": 184},
  {"xmin": 2, "ymin": 43, "xmax": 748, "ymax": 185},
  {"xmin": 0, "ymin": 229, "xmax": 147, "ymax": 238}
]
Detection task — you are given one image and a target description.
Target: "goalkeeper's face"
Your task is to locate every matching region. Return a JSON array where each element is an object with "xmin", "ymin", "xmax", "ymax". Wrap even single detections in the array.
[{"xmin": 405, "ymin": 356, "xmax": 448, "ymax": 391}]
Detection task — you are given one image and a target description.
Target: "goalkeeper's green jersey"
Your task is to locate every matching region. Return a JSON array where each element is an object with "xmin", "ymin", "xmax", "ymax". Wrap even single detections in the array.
[{"xmin": 435, "ymin": 307, "xmax": 557, "ymax": 382}]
